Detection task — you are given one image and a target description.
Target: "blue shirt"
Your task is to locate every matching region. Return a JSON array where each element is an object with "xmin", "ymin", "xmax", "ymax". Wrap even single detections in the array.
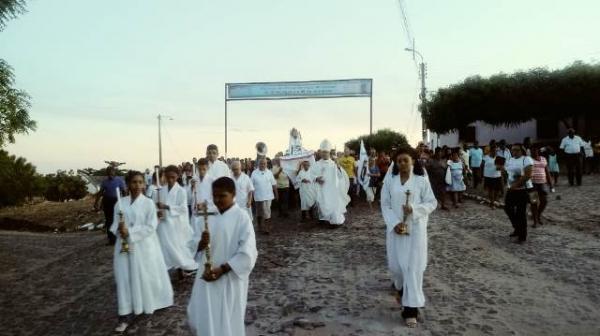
[
  {"xmin": 101, "ymin": 177, "xmax": 126, "ymax": 198},
  {"xmin": 469, "ymin": 147, "xmax": 483, "ymax": 167},
  {"xmin": 368, "ymin": 166, "xmax": 380, "ymax": 187}
]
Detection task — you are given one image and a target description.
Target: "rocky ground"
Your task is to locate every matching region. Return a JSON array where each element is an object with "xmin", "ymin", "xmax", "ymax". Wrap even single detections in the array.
[{"xmin": 1, "ymin": 176, "xmax": 599, "ymax": 336}]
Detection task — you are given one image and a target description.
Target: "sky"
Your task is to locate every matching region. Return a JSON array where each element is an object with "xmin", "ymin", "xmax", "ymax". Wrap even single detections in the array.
[{"xmin": 1, "ymin": 0, "xmax": 598, "ymax": 173}]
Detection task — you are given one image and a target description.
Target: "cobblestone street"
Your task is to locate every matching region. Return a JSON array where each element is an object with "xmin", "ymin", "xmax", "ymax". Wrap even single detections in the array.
[{"xmin": 1, "ymin": 177, "xmax": 599, "ymax": 336}]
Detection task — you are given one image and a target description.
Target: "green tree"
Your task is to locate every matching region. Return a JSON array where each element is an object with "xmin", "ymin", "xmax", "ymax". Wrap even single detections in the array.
[
  {"xmin": 425, "ymin": 61, "xmax": 600, "ymax": 134},
  {"xmin": 0, "ymin": 149, "xmax": 43, "ymax": 207},
  {"xmin": 0, "ymin": 59, "xmax": 35, "ymax": 147},
  {"xmin": 345, "ymin": 128, "xmax": 411, "ymax": 154},
  {"xmin": 43, "ymin": 172, "xmax": 88, "ymax": 202},
  {"xmin": 0, "ymin": 0, "xmax": 26, "ymax": 30},
  {"xmin": 1, "ymin": 1, "xmax": 34, "ymax": 147}
]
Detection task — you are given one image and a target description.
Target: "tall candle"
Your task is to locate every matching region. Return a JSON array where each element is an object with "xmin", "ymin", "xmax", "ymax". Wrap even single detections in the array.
[{"xmin": 116, "ymin": 187, "xmax": 123, "ymax": 212}]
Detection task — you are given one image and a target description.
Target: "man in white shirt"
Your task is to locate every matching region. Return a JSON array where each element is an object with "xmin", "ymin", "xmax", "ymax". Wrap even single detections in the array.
[
  {"xmin": 559, "ymin": 128, "xmax": 584, "ymax": 186},
  {"xmin": 469, "ymin": 141, "xmax": 484, "ymax": 189},
  {"xmin": 231, "ymin": 160, "xmax": 254, "ymax": 221},
  {"xmin": 271, "ymin": 157, "xmax": 290, "ymax": 218},
  {"xmin": 251, "ymin": 158, "xmax": 278, "ymax": 234},
  {"xmin": 496, "ymin": 140, "xmax": 512, "ymax": 160}
]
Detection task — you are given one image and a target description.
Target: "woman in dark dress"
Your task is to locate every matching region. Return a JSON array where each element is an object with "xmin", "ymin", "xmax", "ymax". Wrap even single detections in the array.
[{"xmin": 425, "ymin": 148, "xmax": 449, "ymax": 210}]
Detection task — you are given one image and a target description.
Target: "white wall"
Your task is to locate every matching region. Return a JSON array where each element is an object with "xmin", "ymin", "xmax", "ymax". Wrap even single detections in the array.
[
  {"xmin": 475, "ymin": 120, "xmax": 537, "ymax": 145},
  {"xmin": 434, "ymin": 120, "xmax": 537, "ymax": 147}
]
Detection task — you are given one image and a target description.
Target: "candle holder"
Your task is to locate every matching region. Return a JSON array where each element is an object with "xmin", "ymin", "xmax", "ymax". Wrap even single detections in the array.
[
  {"xmin": 398, "ymin": 190, "xmax": 411, "ymax": 235},
  {"xmin": 119, "ymin": 212, "xmax": 130, "ymax": 253}
]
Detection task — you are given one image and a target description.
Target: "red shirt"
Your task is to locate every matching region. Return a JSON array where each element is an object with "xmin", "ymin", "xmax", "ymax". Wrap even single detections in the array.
[{"xmin": 377, "ymin": 157, "xmax": 390, "ymax": 174}]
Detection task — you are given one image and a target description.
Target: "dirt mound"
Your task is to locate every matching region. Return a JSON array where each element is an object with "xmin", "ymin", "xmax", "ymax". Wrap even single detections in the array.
[{"xmin": 0, "ymin": 197, "xmax": 104, "ymax": 232}]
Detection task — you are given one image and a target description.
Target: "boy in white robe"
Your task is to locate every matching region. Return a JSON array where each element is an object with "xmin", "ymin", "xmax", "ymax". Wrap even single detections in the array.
[
  {"xmin": 231, "ymin": 160, "xmax": 254, "ymax": 221},
  {"xmin": 187, "ymin": 177, "xmax": 258, "ymax": 336},
  {"xmin": 111, "ymin": 171, "xmax": 173, "ymax": 333},
  {"xmin": 380, "ymin": 149, "xmax": 437, "ymax": 328},
  {"xmin": 310, "ymin": 139, "xmax": 350, "ymax": 226},
  {"xmin": 296, "ymin": 160, "xmax": 316, "ymax": 221},
  {"xmin": 206, "ymin": 144, "xmax": 232, "ymax": 179},
  {"xmin": 156, "ymin": 165, "xmax": 199, "ymax": 274},
  {"xmin": 186, "ymin": 178, "xmax": 197, "ymax": 219}
]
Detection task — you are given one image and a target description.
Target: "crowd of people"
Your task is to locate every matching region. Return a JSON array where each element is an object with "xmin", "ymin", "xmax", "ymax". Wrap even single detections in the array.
[
  {"xmin": 415, "ymin": 128, "xmax": 593, "ymax": 243},
  {"xmin": 91, "ymin": 128, "xmax": 594, "ymax": 334}
]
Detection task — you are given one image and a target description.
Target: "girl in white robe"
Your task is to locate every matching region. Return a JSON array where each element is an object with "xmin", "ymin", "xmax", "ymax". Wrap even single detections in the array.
[
  {"xmin": 156, "ymin": 165, "xmax": 199, "ymax": 272},
  {"xmin": 381, "ymin": 150, "xmax": 437, "ymax": 328},
  {"xmin": 110, "ymin": 171, "xmax": 173, "ymax": 332},
  {"xmin": 311, "ymin": 139, "xmax": 350, "ymax": 225},
  {"xmin": 187, "ymin": 177, "xmax": 258, "ymax": 336}
]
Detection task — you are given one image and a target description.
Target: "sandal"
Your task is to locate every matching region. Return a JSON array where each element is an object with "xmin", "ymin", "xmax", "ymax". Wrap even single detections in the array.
[{"xmin": 405, "ymin": 317, "xmax": 418, "ymax": 328}]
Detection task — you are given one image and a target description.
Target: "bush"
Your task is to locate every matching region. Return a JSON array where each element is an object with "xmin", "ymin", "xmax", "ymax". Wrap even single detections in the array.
[
  {"xmin": 345, "ymin": 128, "xmax": 411, "ymax": 154},
  {"xmin": 43, "ymin": 172, "xmax": 88, "ymax": 202},
  {"xmin": 0, "ymin": 150, "xmax": 44, "ymax": 207}
]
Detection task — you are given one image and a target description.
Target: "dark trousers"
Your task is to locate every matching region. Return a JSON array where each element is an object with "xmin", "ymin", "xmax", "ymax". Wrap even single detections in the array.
[
  {"xmin": 565, "ymin": 153, "xmax": 582, "ymax": 186},
  {"xmin": 102, "ymin": 196, "xmax": 118, "ymax": 245},
  {"xmin": 347, "ymin": 178, "xmax": 355, "ymax": 207},
  {"xmin": 471, "ymin": 167, "xmax": 482, "ymax": 189},
  {"xmin": 504, "ymin": 190, "xmax": 529, "ymax": 241},
  {"xmin": 277, "ymin": 187, "xmax": 289, "ymax": 216}
]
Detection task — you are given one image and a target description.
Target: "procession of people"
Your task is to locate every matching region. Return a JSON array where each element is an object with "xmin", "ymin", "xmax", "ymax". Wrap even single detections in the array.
[{"xmin": 94, "ymin": 126, "xmax": 584, "ymax": 335}]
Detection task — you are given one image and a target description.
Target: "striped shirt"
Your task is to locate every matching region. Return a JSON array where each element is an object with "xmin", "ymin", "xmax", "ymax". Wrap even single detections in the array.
[{"xmin": 531, "ymin": 157, "xmax": 548, "ymax": 184}]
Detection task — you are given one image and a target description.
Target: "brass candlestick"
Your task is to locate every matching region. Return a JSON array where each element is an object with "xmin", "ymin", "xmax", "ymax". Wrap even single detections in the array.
[
  {"xmin": 199, "ymin": 201, "xmax": 217, "ymax": 278},
  {"xmin": 398, "ymin": 190, "xmax": 411, "ymax": 235},
  {"xmin": 119, "ymin": 212, "xmax": 130, "ymax": 253}
]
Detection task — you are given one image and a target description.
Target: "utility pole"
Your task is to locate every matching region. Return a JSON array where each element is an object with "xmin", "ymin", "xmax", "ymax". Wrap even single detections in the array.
[
  {"xmin": 157, "ymin": 114, "xmax": 173, "ymax": 168},
  {"xmin": 419, "ymin": 62, "xmax": 428, "ymax": 144},
  {"xmin": 405, "ymin": 43, "xmax": 428, "ymax": 145}
]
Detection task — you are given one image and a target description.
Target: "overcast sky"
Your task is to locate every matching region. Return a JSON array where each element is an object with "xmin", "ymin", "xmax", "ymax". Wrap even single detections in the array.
[{"xmin": 1, "ymin": 0, "xmax": 598, "ymax": 173}]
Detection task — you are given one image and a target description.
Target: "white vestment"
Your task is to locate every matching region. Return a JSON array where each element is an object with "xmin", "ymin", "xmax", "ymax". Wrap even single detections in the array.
[
  {"xmin": 380, "ymin": 172, "xmax": 437, "ymax": 308},
  {"xmin": 233, "ymin": 172, "xmax": 255, "ymax": 221},
  {"xmin": 310, "ymin": 159, "xmax": 350, "ymax": 225},
  {"xmin": 110, "ymin": 195, "xmax": 173, "ymax": 316},
  {"xmin": 155, "ymin": 183, "xmax": 199, "ymax": 271},
  {"xmin": 187, "ymin": 204, "xmax": 258, "ymax": 336},
  {"xmin": 208, "ymin": 160, "xmax": 232, "ymax": 179},
  {"xmin": 296, "ymin": 169, "xmax": 316, "ymax": 210}
]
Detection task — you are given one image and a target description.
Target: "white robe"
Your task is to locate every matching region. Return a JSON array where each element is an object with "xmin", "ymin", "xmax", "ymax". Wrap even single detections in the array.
[
  {"xmin": 380, "ymin": 172, "xmax": 437, "ymax": 308},
  {"xmin": 233, "ymin": 172, "xmax": 254, "ymax": 221},
  {"xmin": 296, "ymin": 169, "xmax": 316, "ymax": 210},
  {"xmin": 310, "ymin": 159, "xmax": 350, "ymax": 225},
  {"xmin": 187, "ymin": 204, "xmax": 258, "ymax": 336},
  {"xmin": 208, "ymin": 160, "xmax": 232, "ymax": 179},
  {"xmin": 110, "ymin": 195, "xmax": 173, "ymax": 316},
  {"xmin": 155, "ymin": 183, "xmax": 199, "ymax": 271}
]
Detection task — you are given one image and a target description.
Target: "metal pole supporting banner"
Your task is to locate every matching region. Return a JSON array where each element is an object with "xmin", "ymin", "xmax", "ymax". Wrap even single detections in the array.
[
  {"xmin": 224, "ymin": 85, "xmax": 228, "ymax": 157},
  {"xmin": 369, "ymin": 80, "xmax": 373, "ymax": 135},
  {"xmin": 158, "ymin": 115, "xmax": 163, "ymax": 167}
]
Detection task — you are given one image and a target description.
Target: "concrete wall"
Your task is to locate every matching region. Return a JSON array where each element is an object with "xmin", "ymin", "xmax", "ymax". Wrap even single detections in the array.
[
  {"xmin": 433, "ymin": 120, "xmax": 537, "ymax": 147},
  {"xmin": 475, "ymin": 120, "xmax": 537, "ymax": 145}
]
